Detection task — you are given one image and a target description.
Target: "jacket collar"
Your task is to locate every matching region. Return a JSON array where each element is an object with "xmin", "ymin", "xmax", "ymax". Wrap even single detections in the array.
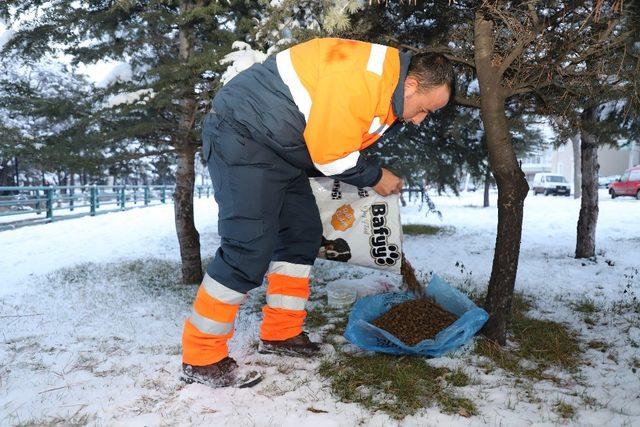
[{"xmin": 392, "ymin": 51, "xmax": 412, "ymax": 119}]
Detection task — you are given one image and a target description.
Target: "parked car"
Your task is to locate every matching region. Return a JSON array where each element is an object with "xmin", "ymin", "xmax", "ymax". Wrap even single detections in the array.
[
  {"xmin": 532, "ymin": 173, "xmax": 571, "ymax": 196},
  {"xmin": 609, "ymin": 165, "xmax": 640, "ymax": 200},
  {"xmin": 598, "ymin": 175, "xmax": 619, "ymax": 189}
]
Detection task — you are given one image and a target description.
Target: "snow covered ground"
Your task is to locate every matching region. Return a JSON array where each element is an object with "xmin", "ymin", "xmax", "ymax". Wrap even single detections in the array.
[{"xmin": 1, "ymin": 190, "xmax": 639, "ymax": 425}]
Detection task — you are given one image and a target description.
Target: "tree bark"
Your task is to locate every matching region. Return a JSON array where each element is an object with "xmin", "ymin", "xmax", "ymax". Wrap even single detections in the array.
[
  {"xmin": 0, "ymin": 160, "xmax": 11, "ymax": 187},
  {"xmin": 575, "ymin": 107, "xmax": 599, "ymax": 259},
  {"xmin": 173, "ymin": 0, "xmax": 203, "ymax": 284},
  {"xmin": 174, "ymin": 146, "xmax": 203, "ymax": 284},
  {"xmin": 13, "ymin": 156, "xmax": 19, "ymax": 186},
  {"xmin": 483, "ymin": 167, "xmax": 491, "ymax": 207},
  {"xmin": 0, "ymin": 160, "xmax": 12, "ymax": 196},
  {"xmin": 475, "ymin": 13, "xmax": 530, "ymax": 345},
  {"xmin": 571, "ymin": 133, "xmax": 582, "ymax": 199},
  {"xmin": 60, "ymin": 171, "xmax": 67, "ymax": 195}
]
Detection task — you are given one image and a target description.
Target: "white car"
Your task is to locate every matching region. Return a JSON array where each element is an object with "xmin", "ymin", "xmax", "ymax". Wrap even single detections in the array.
[
  {"xmin": 598, "ymin": 175, "xmax": 619, "ymax": 189},
  {"xmin": 532, "ymin": 173, "xmax": 571, "ymax": 196}
]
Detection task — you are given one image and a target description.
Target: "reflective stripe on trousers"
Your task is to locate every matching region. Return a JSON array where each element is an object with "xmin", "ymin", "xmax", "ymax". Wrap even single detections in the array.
[
  {"xmin": 260, "ymin": 261, "xmax": 311, "ymax": 341},
  {"xmin": 182, "ymin": 274, "xmax": 244, "ymax": 366}
]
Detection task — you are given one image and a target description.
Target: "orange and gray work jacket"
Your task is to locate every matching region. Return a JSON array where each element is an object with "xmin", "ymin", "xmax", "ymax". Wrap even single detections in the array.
[{"xmin": 211, "ymin": 38, "xmax": 412, "ymax": 188}]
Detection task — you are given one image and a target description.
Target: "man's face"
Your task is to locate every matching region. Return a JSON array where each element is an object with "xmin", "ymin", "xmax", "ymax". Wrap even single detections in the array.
[{"xmin": 402, "ymin": 77, "xmax": 451, "ymax": 125}]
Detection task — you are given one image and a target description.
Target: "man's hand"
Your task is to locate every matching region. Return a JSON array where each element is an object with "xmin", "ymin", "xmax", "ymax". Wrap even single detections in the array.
[{"xmin": 372, "ymin": 168, "xmax": 403, "ymax": 196}]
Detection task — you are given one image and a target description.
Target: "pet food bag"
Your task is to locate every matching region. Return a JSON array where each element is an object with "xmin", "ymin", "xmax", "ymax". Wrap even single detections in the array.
[{"xmin": 309, "ymin": 178, "xmax": 402, "ymax": 274}]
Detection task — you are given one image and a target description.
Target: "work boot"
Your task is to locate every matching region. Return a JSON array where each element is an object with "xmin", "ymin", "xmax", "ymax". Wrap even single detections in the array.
[
  {"xmin": 181, "ymin": 357, "xmax": 262, "ymax": 388},
  {"xmin": 258, "ymin": 332, "xmax": 321, "ymax": 357}
]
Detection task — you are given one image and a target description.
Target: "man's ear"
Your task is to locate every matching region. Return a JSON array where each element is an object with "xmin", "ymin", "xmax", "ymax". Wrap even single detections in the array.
[{"xmin": 404, "ymin": 76, "xmax": 419, "ymax": 97}]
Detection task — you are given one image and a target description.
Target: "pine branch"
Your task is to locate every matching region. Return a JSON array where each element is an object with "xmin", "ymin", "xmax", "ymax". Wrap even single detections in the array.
[
  {"xmin": 108, "ymin": 149, "xmax": 177, "ymax": 163},
  {"xmin": 455, "ymin": 95, "xmax": 480, "ymax": 109}
]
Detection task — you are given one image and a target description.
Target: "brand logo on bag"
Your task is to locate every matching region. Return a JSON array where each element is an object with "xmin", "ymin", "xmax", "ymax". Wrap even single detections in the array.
[{"xmin": 369, "ymin": 203, "xmax": 400, "ymax": 266}]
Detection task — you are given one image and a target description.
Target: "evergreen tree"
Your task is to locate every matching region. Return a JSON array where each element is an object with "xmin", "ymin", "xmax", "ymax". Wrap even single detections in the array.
[
  {"xmin": 538, "ymin": 2, "xmax": 638, "ymax": 259},
  {"xmin": 1, "ymin": 0, "xmax": 261, "ymax": 283},
  {"xmin": 330, "ymin": 0, "xmax": 634, "ymax": 344},
  {"xmin": 0, "ymin": 52, "xmax": 101, "ymax": 185}
]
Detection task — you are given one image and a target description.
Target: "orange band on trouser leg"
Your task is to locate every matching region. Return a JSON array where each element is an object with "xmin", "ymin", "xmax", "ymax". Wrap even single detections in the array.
[
  {"xmin": 182, "ymin": 319, "xmax": 233, "ymax": 366},
  {"xmin": 182, "ymin": 276, "xmax": 244, "ymax": 366},
  {"xmin": 260, "ymin": 272, "xmax": 310, "ymax": 341}
]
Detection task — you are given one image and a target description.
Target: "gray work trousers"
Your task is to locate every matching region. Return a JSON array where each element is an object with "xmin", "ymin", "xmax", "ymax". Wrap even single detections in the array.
[{"xmin": 202, "ymin": 112, "xmax": 323, "ymax": 294}]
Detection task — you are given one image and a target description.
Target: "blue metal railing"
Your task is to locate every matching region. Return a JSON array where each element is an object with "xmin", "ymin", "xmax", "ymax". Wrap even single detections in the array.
[{"xmin": 0, "ymin": 185, "xmax": 212, "ymax": 227}]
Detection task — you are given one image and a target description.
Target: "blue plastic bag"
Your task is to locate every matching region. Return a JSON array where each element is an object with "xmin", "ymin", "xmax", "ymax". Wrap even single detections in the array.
[{"xmin": 344, "ymin": 275, "xmax": 489, "ymax": 357}]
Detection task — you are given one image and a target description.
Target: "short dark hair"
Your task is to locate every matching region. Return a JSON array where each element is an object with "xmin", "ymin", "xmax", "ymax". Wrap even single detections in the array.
[{"xmin": 407, "ymin": 52, "xmax": 455, "ymax": 100}]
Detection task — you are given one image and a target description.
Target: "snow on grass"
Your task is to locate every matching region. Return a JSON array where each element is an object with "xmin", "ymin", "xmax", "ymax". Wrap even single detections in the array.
[
  {"xmin": 0, "ymin": 200, "xmax": 219, "ymax": 297},
  {"xmin": 1, "ymin": 192, "xmax": 639, "ymax": 425}
]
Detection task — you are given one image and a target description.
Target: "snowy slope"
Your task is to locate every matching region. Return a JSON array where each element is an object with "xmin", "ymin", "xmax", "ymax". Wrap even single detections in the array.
[{"xmin": 1, "ymin": 191, "xmax": 639, "ymax": 425}]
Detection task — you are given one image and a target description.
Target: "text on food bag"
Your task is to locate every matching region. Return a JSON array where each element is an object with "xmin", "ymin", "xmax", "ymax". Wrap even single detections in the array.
[
  {"xmin": 331, "ymin": 180, "xmax": 342, "ymax": 200},
  {"xmin": 369, "ymin": 203, "xmax": 400, "ymax": 266}
]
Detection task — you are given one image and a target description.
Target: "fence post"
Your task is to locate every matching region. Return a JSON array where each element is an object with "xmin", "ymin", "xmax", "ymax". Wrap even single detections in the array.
[
  {"xmin": 96, "ymin": 186, "xmax": 100, "ymax": 208},
  {"xmin": 206, "ymin": 186, "xmax": 210, "ymax": 198},
  {"xmin": 46, "ymin": 187, "xmax": 54, "ymax": 219},
  {"xmin": 90, "ymin": 185, "xmax": 97, "ymax": 216},
  {"xmin": 144, "ymin": 186, "xmax": 150, "ymax": 206},
  {"xmin": 120, "ymin": 186, "xmax": 126, "ymax": 210},
  {"xmin": 161, "ymin": 186, "xmax": 166, "ymax": 204},
  {"xmin": 133, "ymin": 187, "xmax": 138, "ymax": 205},
  {"xmin": 69, "ymin": 186, "xmax": 75, "ymax": 211},
  {"xmin": 35, "ymin": 189, "xmax": 42, "ymax": 214},
  {"xmin": 197, "ymin": 186, "xmax": 202, "ymax": 199}
]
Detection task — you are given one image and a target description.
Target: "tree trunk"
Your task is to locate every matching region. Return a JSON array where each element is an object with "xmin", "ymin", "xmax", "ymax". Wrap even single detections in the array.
[
  {"xmin": 0, "ymin": 160, "xmax": 11, "ymax": 187},
  {"xmin": 571, "ymin": 133, "xmax": 582, "ymax": 199},
  {"xmin": 60, "ymin": 171, "xmax": 67, "ymax": 195},
  {"xmin": 475, "ymin": 13, "xmax": 530, "ymax": 345},
  {"xmin": 575, "ymin": 107, "xmax": 599, "ymax": 259},
  {"xmin": 173, "ymin": 0, "xmax": 203, "ymax": 285},
  {"xmin": 13, "ymin": 156, "xmax": 19, "ymax": 186},
  {"xmin": 174, "ymin": 146, "xmax": 203, "ymax": 284},
  {"xmin": 483, "ymin": 167, "xmax": 491, "ymax": 208},
  {"xmin": 463, "ymin": 172, "xmax": 471, "ymax": 191},
  {"xmin": 0, "ymin": 160, "xmax": 11, "ymax": 196}
]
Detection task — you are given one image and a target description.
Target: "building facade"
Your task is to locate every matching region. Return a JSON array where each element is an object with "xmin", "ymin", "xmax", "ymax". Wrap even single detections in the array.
[{"xmin": 521, "ymin": 141, "xmax": 640, "ymax": 185}]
